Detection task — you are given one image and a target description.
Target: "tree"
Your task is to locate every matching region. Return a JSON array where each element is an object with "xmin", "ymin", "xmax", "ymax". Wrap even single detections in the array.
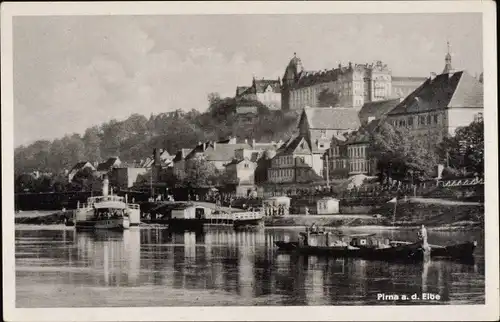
[
  {"xmin": 14, "ymin": 93, "xmax": 304, "ymax": 177},
  {"xmin": 83, "ymin": 126, "xmax": 102, "ymax": 162},
  {"xmin": 15, "ymin": 173, "xmax": 37, "ymax": 193},
  {"xmin": 71, "ymin": 167, "xmax": 101, "ymax": 191},
  {"xmin": 368, "ymin": 123, "xmax": 439, "ymax": 182},
  {"xmin": 317, "ymin": 89, "xmax": 340, "ymax": 107},
  {"xmin": 207, "ymin": 92, "xmax": 221, "ymax": 105},
  {"xmin": 183, "ymin": 157, "xmax": 219, "ymax": 188},
  {"xmin": 437, "ymin": 119, "xmax": 484, "ymax": 175}
]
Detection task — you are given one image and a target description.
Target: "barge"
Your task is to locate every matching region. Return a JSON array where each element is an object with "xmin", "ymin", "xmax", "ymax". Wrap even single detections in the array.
[{"xmin": 274, "ymin": 227, "xmax": 476, "ymax": 263}]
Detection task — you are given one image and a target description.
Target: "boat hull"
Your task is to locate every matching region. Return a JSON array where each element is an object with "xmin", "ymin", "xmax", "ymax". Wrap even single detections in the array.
[
  {"xmin": 75, "ymin": 217, "xmax": 130, "ymax": 231},
  {"xmin": 276, "ymin": 241, "xmax": 425, "ymax": 262},
  {"xmin": 233, "ymin": 218, "xmax": 264, "ymax": 229},
  {"xmin": 275, "ymin": 240, "xmax": 476, "ymax": 262},
  {"xmin": 430, "ymin": 241, "xmax": 477, "ymax": 260}
]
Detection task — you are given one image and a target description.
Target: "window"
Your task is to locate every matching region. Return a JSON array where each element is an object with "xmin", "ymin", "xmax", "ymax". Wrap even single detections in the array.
[
  {"xmin": 427, "ymin": 115, "xmax": 431, "ymax": 124},
  {"xmin": 434, "ymin": 115, "xmax": 438, "ymax": 124},
  {"xmin": 408, "ymin": 117, "xmax": 413, "ymax": 126},
  {"xmin": 244, "ymin": 163, "xmax": 249, "ymax": 168}
]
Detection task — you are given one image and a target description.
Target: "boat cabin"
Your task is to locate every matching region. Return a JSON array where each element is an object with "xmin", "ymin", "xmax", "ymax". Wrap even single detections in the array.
[
  {"xmin": 299, "ymin": 230, "xmax": 347, "ymax": 247},
  {"xmin": 93, "ymin": 207, "xmax": 127, "ymax": 220},
  {"xmin": 349, "ymin": 234, "xmax": 390, "ymax": 248},
  {"xmin": 162, "ymin": 203, "xmax": 211, "ymax": 220}
]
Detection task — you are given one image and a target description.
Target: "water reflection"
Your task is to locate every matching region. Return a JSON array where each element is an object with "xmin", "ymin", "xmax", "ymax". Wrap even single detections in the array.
[{"xmin": 15, "ymin": 227, "xmax": 485, "ymax": 307}]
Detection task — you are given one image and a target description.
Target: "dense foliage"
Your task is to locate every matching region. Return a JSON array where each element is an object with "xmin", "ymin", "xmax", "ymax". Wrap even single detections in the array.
[
  {"xmin": 437, "ymin": 119, "xmax": 484, "ymax": 176},
  {"xmin": 15, "ymin": 96, "xmax": 299, "ymax": 175},
  {"xmin": 369, "ymin": 120, "xmax": 484, "ymax": 182},
  {"xmin": 369, "ymin": 123, "xmax": 439, "ymax": 182}
]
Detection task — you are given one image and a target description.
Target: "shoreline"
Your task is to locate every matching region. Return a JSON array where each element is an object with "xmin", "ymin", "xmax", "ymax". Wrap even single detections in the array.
[
  {"xmin": 14, "ymin": 222, "xmax": 481, "ymax": 232},
  {"xmin": 264, "ymin": 224, "xmax": 482, "ymax": 231}
]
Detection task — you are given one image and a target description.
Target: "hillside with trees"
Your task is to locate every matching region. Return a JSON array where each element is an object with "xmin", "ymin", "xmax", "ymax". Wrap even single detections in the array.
[{"xmin": 15, "ymin": 94, "xmax": 299, "ymax": 175}]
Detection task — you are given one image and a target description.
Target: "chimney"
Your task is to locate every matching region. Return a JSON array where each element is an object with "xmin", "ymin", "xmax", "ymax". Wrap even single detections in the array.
[
  {"xmin": 252, "ymin": 139, "xmax": 256, "ymax": 147},
  {"xmin": 213, "ymin": 141, "xmax": 217, "ymax": 150},
  {"xmin": 102, "ymin": 176, "xmax": 109, "ymax": 197},
  {"xmin": 429, "ymin": 72, "xmax": 436, "ymax": 81},
  {"xmin": 244, "ymin": 139, "xmax": 248, "ymax": 144}
]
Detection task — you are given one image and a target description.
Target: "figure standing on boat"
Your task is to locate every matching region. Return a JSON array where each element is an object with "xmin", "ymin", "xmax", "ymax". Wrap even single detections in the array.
[{"xmin": 418, "ymin": 224, "xmax": 431, "ymax": 254}]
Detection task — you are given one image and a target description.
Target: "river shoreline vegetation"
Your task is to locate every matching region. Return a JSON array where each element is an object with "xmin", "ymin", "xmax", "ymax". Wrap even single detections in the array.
[{"xmin": 14, "ymin": 97, "xmax": 297, "ymax": 177}]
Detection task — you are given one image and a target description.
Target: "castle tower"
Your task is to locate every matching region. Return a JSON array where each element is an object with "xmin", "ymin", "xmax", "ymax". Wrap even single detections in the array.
[
  {"xmin": 443, "ymin": 41, "xmax": 454, "ymax": 74},
  {"xmin": 282, "ymin": 52, "xmax": 304, "ymax": 111}
]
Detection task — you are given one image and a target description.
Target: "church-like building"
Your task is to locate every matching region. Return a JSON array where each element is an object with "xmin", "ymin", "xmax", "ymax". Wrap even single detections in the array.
[{"xmin": 280, "ymin": 53, "xmax": 426, "ymax": 111}]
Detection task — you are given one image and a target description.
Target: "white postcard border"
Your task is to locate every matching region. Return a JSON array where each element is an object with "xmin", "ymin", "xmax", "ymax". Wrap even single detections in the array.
[{"xmin": 2, "ymin": 1, "xmax": 498, "ymax": 321}]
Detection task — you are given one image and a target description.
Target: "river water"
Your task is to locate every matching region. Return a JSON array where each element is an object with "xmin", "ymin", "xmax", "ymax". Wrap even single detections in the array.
[{"xmin": 15, "ymin": 226, "xmax": 484, "ymax": 307}]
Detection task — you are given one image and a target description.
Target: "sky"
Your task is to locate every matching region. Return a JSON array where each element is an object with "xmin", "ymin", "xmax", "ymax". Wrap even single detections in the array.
[{"xmin": 13, "ymin": 13, "xmax": 482, "ymax": 147}]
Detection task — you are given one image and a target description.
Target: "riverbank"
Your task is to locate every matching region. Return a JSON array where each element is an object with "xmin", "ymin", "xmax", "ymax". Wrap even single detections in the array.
[
  {"xmin": 15, "ymin": 211, "xmax": 72, "ymax": 225},
  {"xmin": 264, "ymin": 213, "xmax": 483, "ymax": 231}
]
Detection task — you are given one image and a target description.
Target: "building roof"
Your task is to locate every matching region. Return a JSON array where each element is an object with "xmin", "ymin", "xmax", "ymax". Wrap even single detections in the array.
[
  {"xmin": 344, "ymin": 118, "xmax": 383, "ymax": 145},
  {"xmin": 186, "ymin": 141, "xmax": 251, "ymax": 162},
  {"xmin": 224, "ymin": 157, "xmax": 256, "ymax": 167},
  {"xmin": 392, "ymin": 76, "xmax": 428, "ymax": 83},
  {"xmin": 236, "ymin": 86, "xmax": 250, "ymax": 96},
  {"xmin": 251, "ymin": 141, "xmax": 280, "ymax": 150},
  {"xmin": 204, "ymin": 143, "xmax": 251, "ymax": 162},
  {"xmin": 302, "ymin": 107, "xmax": 361, "ymax": 130},
  {"xmin": 173, "ymin": 149, "xmax": 193, "ymax": 162},
  {"xmin": 358, "ymin": 98, "xmax": 402, "ymax": 123},
  {"xmin": 290, "ymin": 61, "xmax": 390, "ymax": 89},
  {"xmin": 96, "ymin": 157, "xmax": 120, "ymax": 171},
  {"xmin": 388, "ymin": 71, "xmax": 483, "ymax": 116},
  {"xmin": 70, "ymin": 161, "xmax": 93, "ymax": 172},
  {"xmin": 254, "ymin": 79, "xmax": 281, "ymax": 93},
  {"xmin": 275, "ymin": 135, "xmax": 312, "ymax": 156}
]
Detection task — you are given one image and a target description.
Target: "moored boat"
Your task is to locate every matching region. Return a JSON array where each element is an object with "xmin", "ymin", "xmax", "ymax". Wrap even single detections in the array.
[
  {"xmin": 389, "ymin": 240, "xmax": 477, "ymax": 260},
  {"xmin": 73, "ymin": 176, "xmax": 139, "ymax": 231},
  {"xmin": 273, "ymin": 226, "xmax": 476, "ymax": 262}
]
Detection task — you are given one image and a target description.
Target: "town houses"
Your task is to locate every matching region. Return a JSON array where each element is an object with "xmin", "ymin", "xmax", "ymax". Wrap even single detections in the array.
[{"xmin": 54, "ymin": 44, "xmax": 483, "ymax": 199}]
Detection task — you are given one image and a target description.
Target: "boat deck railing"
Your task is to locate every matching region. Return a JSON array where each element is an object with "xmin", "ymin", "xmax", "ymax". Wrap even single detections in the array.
[
  {"xmin": 233, "ymin": 212, "xmax": 264, "ymax": 220},
  {"xmin": 205, "ymin": 211, "xmax": 263, "ymax": 221},
  {"xmin": 88, "ymin": 195, "xmax": 124, "ymax": 204},
  {"xmin": 77, "ymin": 195, "xmax": 139, "ymax": 210}
]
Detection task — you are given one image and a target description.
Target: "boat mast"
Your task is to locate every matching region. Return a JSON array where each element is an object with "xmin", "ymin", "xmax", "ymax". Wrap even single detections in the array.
[{"xmin": 392, "ymin": 198, "xmax": 397, "ymax": 226}]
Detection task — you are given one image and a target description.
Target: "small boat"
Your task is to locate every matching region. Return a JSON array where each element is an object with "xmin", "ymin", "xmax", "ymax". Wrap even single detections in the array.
[
  {"xmin": 274, "ymin": 228, "xmax": 476, "ymax": 262},
  {"xmin": 390, "ymin": 240, "xmax": 477, "ymax": 260},
  {"xmin": 275, "ymin": 231, "xmax": 426, "ymax": 262}
]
